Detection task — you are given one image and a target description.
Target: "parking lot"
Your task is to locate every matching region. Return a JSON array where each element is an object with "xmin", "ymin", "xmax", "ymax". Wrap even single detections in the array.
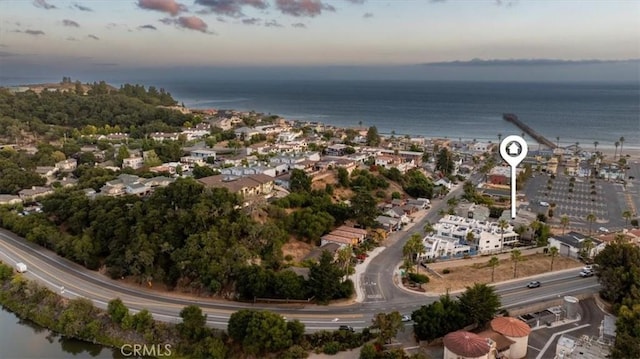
[{"xmin": 523, "ymin": 171, "xmax": 627, "ymax": 231}]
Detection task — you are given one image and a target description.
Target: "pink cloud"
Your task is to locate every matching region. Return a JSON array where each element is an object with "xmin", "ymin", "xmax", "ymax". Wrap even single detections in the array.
[
  {"xmin": 177, "ymin": 16, "xmax": 209, "ymax": 33},
  {"xmin": 276, "ymin": 0, "xmax": 335, "ymax": 17},
  {"xmin": 137, "ymin": 0, "xmax": 187, "ymax": 16}
]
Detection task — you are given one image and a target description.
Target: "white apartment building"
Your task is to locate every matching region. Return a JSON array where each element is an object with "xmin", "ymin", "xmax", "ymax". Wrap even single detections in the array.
[{"xmin": 420, "ymin": 215, "xmax": 519, "ymax": 259}]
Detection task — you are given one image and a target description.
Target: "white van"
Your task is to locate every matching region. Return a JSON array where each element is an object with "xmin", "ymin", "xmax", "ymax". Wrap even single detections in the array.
[{"xmin": 15, "ymin": 262, "xmax": 27, "ymax": 273}]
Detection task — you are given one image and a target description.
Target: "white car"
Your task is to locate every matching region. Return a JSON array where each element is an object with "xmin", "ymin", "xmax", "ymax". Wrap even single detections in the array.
[
  {"xmin": 401, "ymin": 315, "xmax": 412, "ymax": 322},
  {"xmin": 539, "ymin": 201, "xmax": 550, "ymax": 207},
  {"xmin": 598, "ymin": 227, "xmax": 609, "ymax": 233}
]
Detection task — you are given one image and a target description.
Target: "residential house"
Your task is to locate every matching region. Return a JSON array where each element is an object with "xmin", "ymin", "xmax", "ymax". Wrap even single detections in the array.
[
  {"xmin": 18, "ymin": 186, "xmax": 53, "ymax": 202},
  {"xmin": 434, "ymin": 178, "xmax": 453, "ymax": 190},
  {"xmin": 0, "ymin": 194, "xmax": 21, "ymax": 205},
  {"xmin": 277, "ymin": 131, "xmax": 301, "ymax": 142},
  {"xmin": 325, "ymin": 144, "xmax": 348, "ymax": 156},
  {"xmin": 198, "ymin": 174, "xmax": 274, "ymax": 198},
  {"xmin": 149, "ymin": 132, "xmax": 180, "ymax": 142},
  {"xmin": 35, "ymin": 166, "xmax": 58, "ymax": 179},
  {"xmin": 303, "ymin": 242, "xmax": 341, "ymax": 262},
  {"xmin": 180, "ymin": 155, "xmax": 206, "ymax": 167},
  {"xmin": 55, "ymin": 158, "xmax": 77, "ymax": 172},
  {"xmin": 375, "ymin": 215, "xmax": 401, "ymax": 233},
  {"xmin": 190, "ymin": 149, "xmax": 217, "ymax": 161},
  {"xmin": 234, "ymin": 127, "xmax": 262, "ymax": 140},
  {"xmin": 122, "ymin": 156, "xmax": 144, "ymax": 170},
  {"xmin": 489, "ymin": 166, "xmax": 511, "ymax": 185},
  {"xmin": 548, "ymin": 231, "xmax": 605, "ymax": 259},
  {"xmin": 149, "ymin": 165, "xmax": 176, "ymax": 175}
]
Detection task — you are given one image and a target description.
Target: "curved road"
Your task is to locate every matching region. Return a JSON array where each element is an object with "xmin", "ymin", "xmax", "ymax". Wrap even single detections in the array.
[{"xmin": 0, "ymin": 176, "xmax": 600, "ymax": 332}]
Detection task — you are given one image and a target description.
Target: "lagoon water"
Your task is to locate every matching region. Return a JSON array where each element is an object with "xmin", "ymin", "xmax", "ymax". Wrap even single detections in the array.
[{"xmin": 0, "ymin": 308, "xmax": 120, "ymax": 359}]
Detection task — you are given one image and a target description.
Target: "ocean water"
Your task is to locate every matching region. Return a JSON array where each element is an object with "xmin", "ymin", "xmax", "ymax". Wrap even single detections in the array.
[{"xmin": 159, "ymin": 80, "xmax": 639, "ymax": 150}]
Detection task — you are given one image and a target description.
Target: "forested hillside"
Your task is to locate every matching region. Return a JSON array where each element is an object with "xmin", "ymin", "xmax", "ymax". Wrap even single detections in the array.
[{"xmin": 0, "ymin": 81, "xmax": 193, "ymax": 138}]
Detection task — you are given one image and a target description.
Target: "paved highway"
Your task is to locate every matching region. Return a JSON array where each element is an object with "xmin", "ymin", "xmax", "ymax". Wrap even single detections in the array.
[{"xmin": 0, "ymin": 177, "xmax": 600, "ymax": 333}]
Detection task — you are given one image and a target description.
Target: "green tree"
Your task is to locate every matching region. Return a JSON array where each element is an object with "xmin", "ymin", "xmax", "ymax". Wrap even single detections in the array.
[
  {"xmin": 228, "ymin": 309, "xmax": 293, "ymax": 355},
  {"xmin": 611, "ymin": 304, "xmax": 640, "ymax": 359},
  {"xmin": 336, "ymin": 167, "xmax": 350, "ymax": 187},
  {"xmin": 403, "ymin": 233, "xmax": 425, "ymax": 273},
  {"xmin": 549, "ymin": 246, "xmax": 559, "ymax": 271},
  {"xmin": 423, "ymin": 221, "xmax": 434, "ymax": 235},
  {"xmin": 371, "ymin": 311, "xmax": 404, "ymax": 345},
  {"xmin": 359, "ymin": 343, "xmax": 377, "ymax": 359},
  {"xmin": 107, "ymin": 298, "xmax": 129, "ymax": 325},
  {"xmin": 560, "ymin": 215, "xmax": 570, "ymax": 235},
  {"xmin": 289, "ymin": 169, "xmax": 311, "ymax": 193},
  {"xmin": 511, "ymin": 249, "xmax": 523, "ymax": 278},
  {"xmin": 192, "ymin": 164, "xmax": 216, "ymax": 179},
  {"xmin": 308, "ymin": 251, "xmax": 346, "ymax": 303},
  {"xmin": 177, "ymin": 305, "xmax": 207, "ymax": 340},
  {"xmin": 488, "ymin": 256, "xmax": 499, "ymax": 282},
  {"xmin": 366, "ymin": 126, "xmax": 380, "ymax": 146},
  {"xmin": 614, "ymin": 141, "xmax": 620, "ymax": 160},
  {"xmin": 351, "ymin": 190, "xmax": 378, "ymax": 228},
  {"xmin": 622, "ymin": 210, "xmax": 632, "ymax": 228},
  {"xmin": 498, "ymin": 219, "xmax": 509, "ymax": 252},
  {"xmin": 619, "ymin": 136, "xmax": 625, "ymax": 157},
  {"xmin": 436, "ymin": 148, "xmax": 454, "ymax": 176},
  {"xmin": 586, "ymin": 213, "xmax": 596, "ymax": 236},
  {"xmin": 458, "ymin": 283, "xmax": 501, "ymax": 328},
  {"xmin": 412, "ymin": 294, "xmax": 468, "ymax": 341}
]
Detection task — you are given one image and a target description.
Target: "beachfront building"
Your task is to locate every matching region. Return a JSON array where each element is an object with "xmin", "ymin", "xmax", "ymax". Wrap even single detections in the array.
[{"xmin": 420, "ymin": 215, "xmax": 519, "ymax": 259}]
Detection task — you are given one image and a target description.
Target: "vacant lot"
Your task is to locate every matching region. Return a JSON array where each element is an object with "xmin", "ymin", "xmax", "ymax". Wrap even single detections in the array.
[{"xmin": 422, "ymin": 253, "xmax": 583, "ymax": 293}]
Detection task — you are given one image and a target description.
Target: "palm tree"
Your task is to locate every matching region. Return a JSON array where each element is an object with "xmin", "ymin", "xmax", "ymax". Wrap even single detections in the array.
[
  {"xmin": 403, "ymin": 233, "xmax": 425, "ymax": 274},
  {"xmin": 560, "ymin": 215, "xmax": 570, "ymax": 235},
  {"xmin": 423, "ymin": 221, "xmax": 434, "ymax": 235},
  {"xmin": 498, "ymin": 133, "xmax": 502, "ymax": 143},
  {"xmin": 575, "ymin": 141, "xmax": 580, "ymax": 155},
  {"xmin": 498, "ymin": 219, "xmax": 509, "ymax": 252},
  {"xmin": 586, "ymin": 213, "xmax": 596, "ymax": 236},
  {"xmin": 549, "ymin": 246, "xmax": 559, "ymax": 271},
  {"xmin": 488, "ymin": 256, "xmax": 499, "ymax": 282},
  {"xmin": 593, "ymin": 141, "xmax": 599, "ymax": 153},
  {"xmin": 619, "ymin": 136, "xmax": 625, "ymax": 157},
  {"xmin": 511, "ymin": 249, "xmax": 523, "ymax": 278},
  {"xmin": 581, "ymin": 238, "xmax": 594, "ymax": 260},
  {"xmin": 466, "ymin": 231, "xmax": 476, "ymax": 249},
  {"xmin": 614, "ymin": 141, "xmax": 620, "ymax": 160},
  {"xmin": 556, "ymin": 136, "xmax": 560, "ymax": 148},
  {"xmin": 622, "ymin": 210, "xmax": 632, "ymax": 228}
]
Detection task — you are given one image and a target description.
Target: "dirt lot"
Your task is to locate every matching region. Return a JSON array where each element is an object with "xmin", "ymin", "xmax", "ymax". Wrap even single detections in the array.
[{"xmin": 422, "ymin": 253, "xmax": 583, "ymax": 293}]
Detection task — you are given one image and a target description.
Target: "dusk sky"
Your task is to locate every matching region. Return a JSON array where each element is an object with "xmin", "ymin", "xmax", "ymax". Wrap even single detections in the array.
[{"xmin": 0, "ymin": 0, "xmax": 639, "ymax": 81}]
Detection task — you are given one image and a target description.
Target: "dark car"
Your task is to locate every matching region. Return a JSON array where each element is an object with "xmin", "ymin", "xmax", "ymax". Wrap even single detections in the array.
[
  {"xmin": 339, "ymin": 325, "xmax": 355, "ymax": 332},
  {"xmin": 526, "ymin": 281, "xmax": 541, "ymax": 288}
]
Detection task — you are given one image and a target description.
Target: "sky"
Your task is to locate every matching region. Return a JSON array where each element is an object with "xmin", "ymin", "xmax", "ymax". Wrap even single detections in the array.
[{"xmin": 0, "ymin": 0, "xmax": 639, "ymax": 81}]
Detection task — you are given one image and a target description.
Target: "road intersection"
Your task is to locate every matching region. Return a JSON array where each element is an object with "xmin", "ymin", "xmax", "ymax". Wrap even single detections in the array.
[{"xmin": 0, "ymin": 173, "xmax": 600, "ymax": 332}]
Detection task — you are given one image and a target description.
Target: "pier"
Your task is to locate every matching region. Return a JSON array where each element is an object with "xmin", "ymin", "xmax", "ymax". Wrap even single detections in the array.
[{"xmin": 503, "ymin": 113, "xmax": 557, "ymax": 149}]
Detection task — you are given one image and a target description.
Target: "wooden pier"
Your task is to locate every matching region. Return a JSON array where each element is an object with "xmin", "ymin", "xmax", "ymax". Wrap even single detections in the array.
[{"xmin": 503, "ymin": 113, "xmax": 557, "ymax": 149}]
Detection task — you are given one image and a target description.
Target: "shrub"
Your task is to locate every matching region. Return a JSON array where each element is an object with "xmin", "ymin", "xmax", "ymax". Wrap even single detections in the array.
[
  {"xmin": 408, "ymin": 273, "xmax": 429, "ymax": 285},
  {"xmin": 322, "ymin": 341, "xmax": 340, "ymax": 355},
  {"xmin": 631, "ymin": 219, "xmax": 639, "ymax": 227},
  {"xmin": 442, "ymin": 268, "xmax": 450, "ymax": 274},
  {"xmin": 284, "ymin": 254, "xmax": 294, "ymax": 262},
  {"xmin": 591, "ymin": 190, "xmax": 597, "ymax": 195}
]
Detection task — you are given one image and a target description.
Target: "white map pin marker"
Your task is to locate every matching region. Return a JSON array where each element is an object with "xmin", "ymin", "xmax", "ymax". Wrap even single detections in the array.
[{"xmin": 500, "ymin": 135, "xmax": 528, "ymax": 219}]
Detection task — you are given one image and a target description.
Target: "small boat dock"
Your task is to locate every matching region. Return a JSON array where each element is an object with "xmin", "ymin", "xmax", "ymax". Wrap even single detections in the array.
[{"xmin": 503, "ymin": 113, "xmax": 557, "ymax": 149}]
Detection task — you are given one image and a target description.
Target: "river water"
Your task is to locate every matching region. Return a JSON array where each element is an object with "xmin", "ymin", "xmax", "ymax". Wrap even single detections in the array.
[{"xmin": 0, "ymin": 307, "xmax": 123, "ymax": 359}]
